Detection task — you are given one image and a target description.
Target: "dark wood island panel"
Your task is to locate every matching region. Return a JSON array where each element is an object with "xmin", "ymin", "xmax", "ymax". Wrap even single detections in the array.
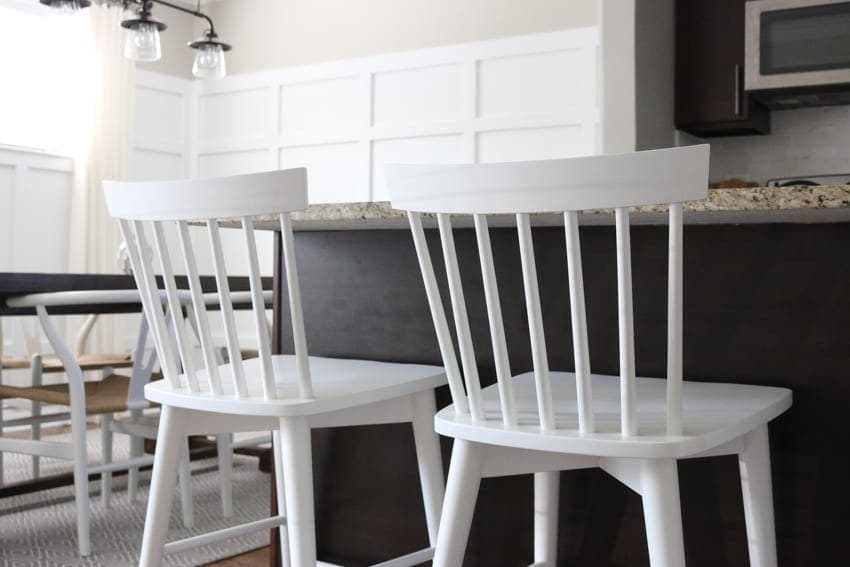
[{"xmin": 272, "ymin": 222, "xmax": 850, "ymax": 566}]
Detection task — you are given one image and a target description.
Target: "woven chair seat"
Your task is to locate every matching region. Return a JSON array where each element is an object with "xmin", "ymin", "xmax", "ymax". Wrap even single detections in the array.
[
  {"xmin": 0, "ymin": 373, "xmax": 131, "ymax": 415},
  {"xmin": 1, "ymin": 353, "xmax": 133, "ymax": 373}
]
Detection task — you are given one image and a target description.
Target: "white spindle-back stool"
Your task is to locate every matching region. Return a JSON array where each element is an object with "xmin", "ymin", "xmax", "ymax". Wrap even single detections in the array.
[
  {"xmin": 387, "ymin": 145, "xmax": 792, "ymax": 567},
  {"xmin": 103, "ymin": 169, "xmax": 448, "ymax": 567}
]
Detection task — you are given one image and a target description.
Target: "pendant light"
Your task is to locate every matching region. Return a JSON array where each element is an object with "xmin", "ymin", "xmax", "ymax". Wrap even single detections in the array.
[
  {"xmin": 44, "ymin": 0, "xmax": 231, "ymax": 79},
  {"xmin": 121, "ymin": 2, "xmax": 166, "ymax": 62},
  {"xmin": 189, "ymin": 29, "xmax": 230, "ymax": 79}
]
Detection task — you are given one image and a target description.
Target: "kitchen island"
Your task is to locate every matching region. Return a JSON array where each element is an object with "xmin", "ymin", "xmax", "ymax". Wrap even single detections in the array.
[{"xmin": 268, "ymin": 185, "xmax": 850, "ymax": 566}]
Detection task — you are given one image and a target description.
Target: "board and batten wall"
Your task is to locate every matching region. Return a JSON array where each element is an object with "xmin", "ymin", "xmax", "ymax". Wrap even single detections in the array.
[{"xmin": 191, "ymin": 27, "xmax": 601, "ymax": 203}]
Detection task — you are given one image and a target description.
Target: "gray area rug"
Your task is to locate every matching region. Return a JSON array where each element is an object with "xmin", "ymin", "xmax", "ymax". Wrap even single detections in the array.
[{"xmin": 0, "ymin": 428, "xmax": 270, "ymax": 566}]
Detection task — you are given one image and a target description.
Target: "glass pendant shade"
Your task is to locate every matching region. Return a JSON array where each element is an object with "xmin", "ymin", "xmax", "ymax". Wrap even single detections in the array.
[
  {"xmin": 124, "ymin": 21, "xmax": 162, "ymax": 62},
  {"xmin": 193, "ymin": 43, "xmax": 226, "ymax": 79}
]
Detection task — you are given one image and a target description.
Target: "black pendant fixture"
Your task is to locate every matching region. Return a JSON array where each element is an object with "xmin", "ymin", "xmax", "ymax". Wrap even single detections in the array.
[{"xmin": 43, "ymin": 0, "xmax": 232, "ymax": 79}]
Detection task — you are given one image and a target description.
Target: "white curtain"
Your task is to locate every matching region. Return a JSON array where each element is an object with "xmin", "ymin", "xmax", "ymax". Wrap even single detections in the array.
[{"xmin": 67, "ymin": 3, "xmax": 135, "ymax": 353}]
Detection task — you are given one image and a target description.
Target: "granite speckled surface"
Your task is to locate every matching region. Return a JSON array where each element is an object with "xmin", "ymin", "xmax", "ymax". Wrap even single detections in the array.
[{"xmin": 248, "ymin": 185, "xmax": 850, "ymax": 229}]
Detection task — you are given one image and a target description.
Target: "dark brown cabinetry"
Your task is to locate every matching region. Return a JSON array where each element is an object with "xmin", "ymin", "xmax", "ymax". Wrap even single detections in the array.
[{"xmin": 676, "ymin": 0, "xmax": 770, "ymax": 136}]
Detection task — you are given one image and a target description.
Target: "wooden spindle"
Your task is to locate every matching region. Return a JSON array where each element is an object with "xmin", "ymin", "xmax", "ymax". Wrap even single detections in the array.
[
  {"xmin": 437, "ymin": 214, "xmax": 485, "ymax": 422},
  {"xmin": 279, "ymin": 213, "xmax": 313, "ymax": 400},
  {"xmin": 125, "ymin": 220, "xmax": 180, "ymax": 388},
  {"xmin": 667, "ymin": 203, "xmax": 684, "ymax": 436},
  {"xmin": 473, "ymin": 214, "xmax": 517, "ymax": 427},
  {"xmin": 564, "ymin": 211, "xmax": 594, "ymax": 434},
  {"xmin": 176, "ymin": 221, "xmax": 222, "ymax": 396},
  {"xmin": 407, "ymin": 212, "xmax": 470, "ymax": 415},
  {"xmin": 151, "ymin": 221, "xmax": 199, "ymax": 392},
  {"xmin": 207, "ymin": 219, "xmax": 248, "ymax": 398},
  {"xmin": 516, "ymin": 213, "xmax": 555, "ymax": 431},
  {"xmin": 242, "ymin": 216, "xmax": 276, "ymax": 400},
  {"xmin": 615, "ymin": 207, "xmax": 637, "ymax": 437}
]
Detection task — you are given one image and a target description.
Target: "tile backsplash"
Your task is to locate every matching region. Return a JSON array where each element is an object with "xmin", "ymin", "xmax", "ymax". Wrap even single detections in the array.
[{"xmin": 698, "ymin": 105, "xmax": 850, "ymax": 185}]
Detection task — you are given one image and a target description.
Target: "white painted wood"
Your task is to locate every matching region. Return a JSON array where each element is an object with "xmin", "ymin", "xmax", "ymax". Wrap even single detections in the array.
[
  {"xmin": 739, "ymin": 425, "xmax": 778, "ymax": 567},
  {"xmin": 279, "ymin": 213, "xmax": 313, "ymax": 400},
  {"xmin": 139, "ymin": 406, "xmax": 188, "ymax": 567},
  {"xmin": 389, "ymin": 146, "xmax": 792, "ymax": 566},
  {"xmin": 534, "ymin": 471, "xmax": 560, "ymax": 567},
  {"xmin": 473, "ymin": 214, "xmax": 517, "ymax": 427},
  {"xmin": 432, "ymin": 439, "xmax": 484, "ymax": 567},
  {"xmin": 437, "ymin": 213, "xmax": 484, "ymax": 422},
  {"xmin": 410, "ymin": 391, "xmax": 445, "ymax": 545},
  {"xmin": 279, "ymin": 415, "xmax": 317, "ymax": 566},
  {"xmin": 407, "ymin": 212, "xmax": 469, "ymax": 415},
  {"xmin": 615, "ymin": 208, "xmax": 637, "ymax": 437},
  {"xmin": 641, "ymin": 459, "xmax": 686, "ymax": 567},
  {"xmin": 387, "ymin": 145, "xmax": 710, "ymax": 214},
  {"xmin": 564, "ymin": 211, "xmax": 594, "ymax": 435},
  {"xmin": 177, "ymin": 439, "xmax": 195, "ymax": 528},
  {"xmin": 163, "ymin": 515, "xmax": 288, "ymax": 556},
  {"xmin": 103, "ymin": 170, "xmax": 449, "ymax": 564},
  {"xmin": 667, "ymin": 203, "xmax": 684, "ymax": 436},
  {"xmin": 517, "ymin": 213, "xmax": 555, "ymax": 431},
  {"xmin": 271, "ymin": 429, "xmax": 291, "ymax": 567}
]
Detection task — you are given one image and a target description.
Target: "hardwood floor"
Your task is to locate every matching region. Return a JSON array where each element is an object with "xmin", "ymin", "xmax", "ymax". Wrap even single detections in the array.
[{"xmin": 208, "ymin": 545, "xmax": 270, "ymax": 566}]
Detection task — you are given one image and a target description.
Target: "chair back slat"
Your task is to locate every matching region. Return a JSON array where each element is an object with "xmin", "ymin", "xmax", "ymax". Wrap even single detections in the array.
[
  {"xmin": 564, "ymin": 211, "xmax": 594, "ymax": 434},
  {"xmin": 517, "ymin": 213, "xmax": 556, "ymax": 430},
  {"xmin": 387, "ymin": 145, "xmax": 709, "ymax": 437},
  {"xmin": 407, "ymin": 212, "xmax": 470, "ymax": 415},
  {"xmin": 176, "ymin": 220, "xmax": 223, "ymax": 395},
  {"xmin": 437, "ymin": 213, "xmax": 485, "ymax": 422},
  {"xmin": 667, "ymin": 203, "xmax": 684, "ymax": 435},
  {"xmin": 207, "ymin": 219, "xmax": 248, "ymax": 398},
  {"xmin": 615, "ymin": 208, "xmax": 637, "ymax": 436},
  {"xmin": 121, "ymin": 219, "xmax": 180, "ymax": 388},
  {"xmin": 105, "ymin": 169, "xmax": 310, "ymax": 401},
  {"xmin": 151, "ymin": 221, "xmax": 199, "ymax": 392},
  {"xmin": 473, "ymin": 214, "xmax": 517, "ymax": 427},
  {"xmin": 279, "ymin": 213, "xmax": 312, "ymax": 399},
  {"xmin": 242, "ymin": 216, "xmax": 276, "ymax": 399}
]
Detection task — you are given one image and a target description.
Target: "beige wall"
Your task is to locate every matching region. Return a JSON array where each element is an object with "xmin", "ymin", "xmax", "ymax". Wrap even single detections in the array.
[
  {"xmin": 137, "ymin": 8, "xmax": 197, "ymax": 78},
  {"xmin": 203, "ymin": 0, "xmax": 598, "ymax": 75}
]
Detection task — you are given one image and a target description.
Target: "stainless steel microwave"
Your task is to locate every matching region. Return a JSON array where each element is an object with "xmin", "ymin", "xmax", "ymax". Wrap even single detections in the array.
[{"xmin": 745, "ymin": 0, "xmax": 850, "ymax": 108}]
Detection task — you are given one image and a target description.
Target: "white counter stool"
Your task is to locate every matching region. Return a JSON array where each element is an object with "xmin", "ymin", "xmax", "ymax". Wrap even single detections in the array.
[
  {"xmin": 387, "ymin": 144, "xmax": 792, "ymax": 567},
  {"xmin": 103, "ymin": 168, "xmax": 447, "ymax": 567}
]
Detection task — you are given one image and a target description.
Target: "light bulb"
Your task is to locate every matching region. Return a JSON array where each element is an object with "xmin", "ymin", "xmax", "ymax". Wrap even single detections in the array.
[
  {"xmin": 56, "ymin": 0, "xmax": 81, "ymax": 15},
  {"xmin": 193, "ymin": 44, "xmax": 226, "ymax": 79},
  {"xmin": 124, "ymin": 22, "xmax": 162, "ymax": 62}
]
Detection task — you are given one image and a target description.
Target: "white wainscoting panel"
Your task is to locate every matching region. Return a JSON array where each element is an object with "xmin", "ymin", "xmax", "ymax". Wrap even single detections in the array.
[{"xmin": 192, "ymin": 27, "xmax": 600, "ymax": 204}]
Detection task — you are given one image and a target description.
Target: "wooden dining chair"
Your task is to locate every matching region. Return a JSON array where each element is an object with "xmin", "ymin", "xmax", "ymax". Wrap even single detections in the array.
[
  {"xmin": 387, "ymin": 145, "xmax": 793, "ymax": 567},
  {"xmin": 103, "ymin": 168, "xmax": 448, "ymax": 567}
]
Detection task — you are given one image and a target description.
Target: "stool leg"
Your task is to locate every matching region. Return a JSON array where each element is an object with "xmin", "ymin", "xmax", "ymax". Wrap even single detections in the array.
[
  {"xmin": 739, "ymin": 425, "xmax": 778, "ymax": 567},
  {"xmin": 217, "ymin": 433, "xmax": 234, "ymax": 518},
  {"xmin": 279, "ymin": 416, "xmax": 316, "ymax": 566},
  {"xmin": 534, "ymin": 471, "xmax": 560, "ymax": 566},
  {"xmin": 272, "ymin": 429, "xmax": 291, "ymax": 567},
  {"xmin": 139, "ymin": 406, "xmax": 188, "ymax": 567},
  {"xmin": 433, "ymin": 440, "xmax": 484, "ymax": 567},
  {"xmin": 128, "ymin": 410, "xmax": 143, "ymax": 502},
  {"xmin": 101, "ymin": 414, "xmax": 113, "ymax": 508},
  {"xmin": 178, "ymin": 437, "xmax": 195, "ymax": 528},
  {"xmin": 641, "ymin": 458, "xmax": 685, "ymax": 567},
  {"xmin": 410, "ymin": 391, "xmax": 444, "ymax": 546},
  {"xmin": 31, "ymin": 357, "xmax": 42, "ymax": 479}
]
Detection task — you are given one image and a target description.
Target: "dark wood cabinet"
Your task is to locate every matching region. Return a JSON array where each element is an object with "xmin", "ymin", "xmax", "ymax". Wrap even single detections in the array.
[{"xmin": 675, "ymin": 0, "xmax": 770, "ymax": 136}]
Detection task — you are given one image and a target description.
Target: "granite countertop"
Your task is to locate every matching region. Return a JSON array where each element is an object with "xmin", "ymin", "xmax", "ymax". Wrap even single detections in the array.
[{"xmin": 250, "ymin": 185, "xmax": 850, "ymax": 230}]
